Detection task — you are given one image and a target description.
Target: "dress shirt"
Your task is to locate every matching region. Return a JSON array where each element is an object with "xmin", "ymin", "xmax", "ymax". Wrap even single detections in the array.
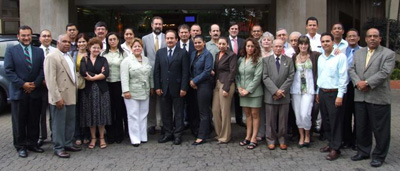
[
  {"xmin": 285, "ymin": 47, "xmax": 295, "ymax": 58},
  {"xmin": 63, "ymin": 52, "xmax": 75, "ymax": 83},
  {"xmin": 102, "ymin": 50, "xmax": 125, "ymax": 82},
  {"xmin": 306, "ymin": 33, "xmax": 322, "ymax": 53},
  {"xmin": 273, "ymin": 54, "xmax": 282, "ymax": 64},
  {"xmin": 102, "ymin": 39, "xmax": 107, "ymax": 50},
  {"xmin": 345, "ymin": 45, "xmax": 360, "ymax": 69},
  {"xmin": 333, "ymin": 39, "xmax": 348, "ymax": 54},
  {"xmin": 317, "ymin": 52, "xmax": 348, "ymax": 98},
  {"xmin": 20, "ymin": 43, "xmax": 32, "ymax": 62},
  {"xmin": 153, "ymin": 32, "xmax": 162, "ymax": 50},
  {"xmin": 229, "ymin": 35, "xmax": 238, "ymax": 54},
  {"xmin": 167, "ymin": 46, "xmax": 176, "ymax": 58},
  {"xmin": 121, "ymin": 42, "xmax": 132, "ymax": 55},
  {"xmin": 283, "ymin": 41, "xmax": 292, "ymax": 53},
  {"xmin": 179, "ymin": 40, "xmax": 189, "ymax": 52},
  {"xmin": 39, "ymin": 44, "xmax": 56, "ymax": 57},
  {"xmin": 206, "ymin": 40, "xmax": 219, "ymax": 62}
]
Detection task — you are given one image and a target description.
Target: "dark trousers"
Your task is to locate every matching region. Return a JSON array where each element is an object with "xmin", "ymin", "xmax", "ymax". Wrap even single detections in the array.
[
  {"xmin": 39, "ymin": 89, "xmax": 48, "ymax": 140},
  {"xmin": 187, "ymin": 83, "xmax": 212, "ymax": 139},
  {"xmin": 50, "ymin": 105, "xmax": 75, "ymax": 152},
  {"xmin": 161, "ymin": 92, "xmax": 185, "ymax": 138},
  {"xmin": 105, "ymin": 82, "xmax": 127, "ymax": 142},
  {"xmin": 11, "ymin": 93, "xmax": 42, "ymax": 150},
  {"xmin": 288, "ymin": 101, "xmax": 298, "ymax": 136},
  {"xmin": 343, "ymin": 82, "xmax": 355, "ymax": 145},
  {"xmin": 319, "ymin": 91, "xmax": 344, "ymax": 150},
  {"xmin": 233, "ymin": 91, "xmax": 243, "ymax": 124},
  {"xmin": 355, "ymin": 102, "xmax": 390, "ymax": 162},
  {"xmin": 74, "ymin": 90, "xmax": 90, "ymax": 141}
]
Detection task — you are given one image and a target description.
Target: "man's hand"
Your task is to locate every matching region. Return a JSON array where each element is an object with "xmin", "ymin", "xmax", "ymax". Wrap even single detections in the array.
[
  {"xmin": 190, "ymin": 80, "xmax": 197, "ymax": 89},
  {"xmin": 123, "ymin": 92, "xmax": 131, "ymax": 99},
  {"xmin": 156, "ymin": 89, "xmax": 163, "ymax": 96},
  {"xmin": 56, "ymin": 99, "xmax": 64, "ymax": 110},
  {"xmin": 211, "ymin": 70, "xmax": 215, "ymax": 76},
  {"xmin": 275, "ymin": 89, "xmax": 286, "ymax": 98},
  {"xmin": 335, "ymin": 97, "xmax": 343, "ymax": 107},
  {"xmin": 356, "ymin": 81, "xmax": 369, "ymax": 91},
  {"xmin": 316, "ymin": 95, "xmax": 319, "ymax": 103},
  {"xmin": 180, "ymin": 90, "xmax": 187, "ymax": 97},
  {"xmin": 333, "ymin": 48, "xmax": 341, "ymax": 55},
  {"xmin": 22, "ymin": 82, "xmax": 35, "ymax": 94}
]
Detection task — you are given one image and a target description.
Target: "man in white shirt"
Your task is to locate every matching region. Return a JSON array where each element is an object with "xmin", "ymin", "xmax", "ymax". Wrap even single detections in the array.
[
  {"xmin": 306, "ymin": 17, "xmax": 322, "ymax": 52},
  {"xmin": 94, "ymin": 21, "xmax": 108, "ymax": 50},
  {"xmin": 39, "ymin": 29, "xmax": 56, "ymax": 57}
]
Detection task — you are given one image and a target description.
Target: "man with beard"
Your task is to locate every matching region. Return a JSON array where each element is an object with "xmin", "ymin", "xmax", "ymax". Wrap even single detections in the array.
[
  {"xmin": 206, "ymin": 24, "xmax": 221, "ymax": 62},
  {"xmin": 143, "ymin": 16, "xmax": 167, "ymax": 135},
  {"xmin": 94, "ymin": 21, "xmax": 108, "ymax": 50},
  {"xmin": 4, "ymin": 25, "xmax": 45, "ymax": 158}
]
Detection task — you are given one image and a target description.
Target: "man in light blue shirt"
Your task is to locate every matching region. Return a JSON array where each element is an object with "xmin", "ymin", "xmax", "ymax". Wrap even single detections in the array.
[
  {"xmin": 316, "ymin": 32, "xmax": 348, "ymax": 161},
  {"xmin": 331, "ymin": 23, "xmax": 348, "ymax": 54}
]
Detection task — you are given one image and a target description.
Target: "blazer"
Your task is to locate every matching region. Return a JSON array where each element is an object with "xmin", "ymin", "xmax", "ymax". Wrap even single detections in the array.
[
  {"xmin": 214, "ymin": 50, "xmax": 238, "ymax": 92},
  {"xmin": 80, "ymin": 55, "xmax": 110, "ymax": 94},
  {"xmin": 120, "ymin": 55, "xmax": 153, "ymax": 100},
  {"xmin": 189, "ymin": 48, "xmax": 213, "ymax": 86},
  {"xmin": 348, "ymin": 45, "xmax": 395, "ymax": 105},
  {"xmin": 153, "ymin": 46, "xmax": 189, "ymax": 97},
  {"xmin": 236, "ymin": 57, "xmax": 263, "ymax": 97},
  {"xmin": 142, "ymin": 32, "xmax": 166, "ymax": 68},
  {"xmin": 262, "ymin": 54, "xmax": 295, "ymax": 104},
  {"xmin": 177, "ymin": 39, "xmax": 196, "ymax": 55},
  {"xmin": 44, "ymin": 49, "xmax": 77, "ymax": 105},
  {"xmin": 292, "ymin": 51, "xmax": 321, "ymax": 91},
  {"xmin": 228, "ymin": 37, "xmax": 245, "ymax": 55},
  {"xmin": 4, "ymin": 44, "xmax": 45, "ymax": 100}
]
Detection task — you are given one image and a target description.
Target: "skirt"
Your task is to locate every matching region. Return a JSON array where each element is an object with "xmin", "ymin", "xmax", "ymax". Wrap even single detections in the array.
[
  {"xmin": 240, "ymin": 96, "xmax": 263, "ymax": 108},
  {"xmin": 80, "ymin": 82, "xmax": 112, "ymax": 127}
]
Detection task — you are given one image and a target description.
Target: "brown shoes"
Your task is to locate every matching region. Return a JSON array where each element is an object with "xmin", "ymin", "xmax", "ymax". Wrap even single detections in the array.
[
  {"xmin": 320, "ymin": 145, "xmax": 331, "ymax": 153},
  {"xmin": 279, "ymin": 144, "xmax": 287, "ymax": 150},
  {"xmin": 325, "ymin": 149, "xmax": 340, "ymax": 161}
]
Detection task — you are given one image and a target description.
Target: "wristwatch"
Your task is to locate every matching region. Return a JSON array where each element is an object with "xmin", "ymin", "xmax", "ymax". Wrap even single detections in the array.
[{"xmin": 365, "ymin": 80, "xmax": 369, "ymax": 86}]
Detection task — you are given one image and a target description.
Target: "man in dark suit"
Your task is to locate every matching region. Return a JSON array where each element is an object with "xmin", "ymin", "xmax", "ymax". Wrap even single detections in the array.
[
  {"xmin": 4, "ymin": 25, "xmax": 45, "ymax": 158},
  {"xmin": 154, "ymin": 30, "xmax": 189, "ymax": 145},
  {"xmin": 349, "ymin": 28, "xmax": 395, "ymax": 167},
  {"xmin": 177, "ymin": 24, "xmax": 195, "ymax": 55},
  {"xmin": 227, "ymin": 22, "xmax": 246, "ymax": 127}
]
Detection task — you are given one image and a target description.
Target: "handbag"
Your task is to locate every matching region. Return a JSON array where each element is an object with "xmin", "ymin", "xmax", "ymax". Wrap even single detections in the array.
[{"xmin": 77, "ymin": 56, "xmax": 87, "ymax": 89}]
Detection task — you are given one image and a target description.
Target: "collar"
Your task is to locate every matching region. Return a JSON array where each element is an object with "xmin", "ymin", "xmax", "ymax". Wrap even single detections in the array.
[
  {"xmin": 229, "ymin": 35, "xmax": 237, "ymax": 40},
  {"xmin": 20, "ymin": 43, "xmax": 31, "ymax": 49},
  {"xmin": 274, "ymin": 54, "xmax": 282, "ymax": 59},
  {"xmin": 168, "ymin": 46, "xmax": 176, "ymax": 51}
]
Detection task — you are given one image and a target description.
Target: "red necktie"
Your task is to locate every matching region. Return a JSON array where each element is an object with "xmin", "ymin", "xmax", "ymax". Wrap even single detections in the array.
[{"xmin": 233, "ymin": 38, "xmax": 238, "ymax": 54}]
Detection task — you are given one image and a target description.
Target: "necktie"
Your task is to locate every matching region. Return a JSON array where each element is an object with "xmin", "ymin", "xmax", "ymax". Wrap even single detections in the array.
[
  {"xmin": 183, "ymin": 43, "xmax": 187, "ymax": 52},
  {"xmin": 276, "ymin": 57, "xmax": 280, "ymax": 73},
  {"xmin": 365, "ymin": 49, "xmax": 374, "ymax": 67},
  {"xmin": 155, "ymin": 36, "xmax": 159, "ymax": 51},
  {"xmin": 168, "ymin": 49, "xmax": 172, "ymax": 62},
  {"xmin": 24, "ymin": 47, "xmax": 32, "ymax": 71},
  {"xmin": 46, "ymin": 47, "xmax": 49, "ymax": 56},
  {"xmin": 232, "ymin": 38, "xmax": 238, "ymax": 54}
]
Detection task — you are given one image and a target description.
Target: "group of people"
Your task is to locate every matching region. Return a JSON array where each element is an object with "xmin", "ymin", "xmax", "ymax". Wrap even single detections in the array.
[{"xmin": 4, "ymin": 16, "xmax": 395, "ymax": 168}]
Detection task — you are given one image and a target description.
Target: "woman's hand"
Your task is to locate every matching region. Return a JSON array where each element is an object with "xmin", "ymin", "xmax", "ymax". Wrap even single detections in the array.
[
  {"xmin": 222, "ymin": 90, "xmax": 229, "ymax": 97},
  {"xmin": 84, "ymin": 72, "xmax": 94, "ymax": 81},
  {"xmin": 190, "ymin": 80, "xmax": 197, "ymax": 89},
  {"xmin": 124, "ymin": 92, "xmax": 131, "ymax": 99},
  {"xmin": 240, "ymin": 89, "xmax": 249, "ymax": 96}
]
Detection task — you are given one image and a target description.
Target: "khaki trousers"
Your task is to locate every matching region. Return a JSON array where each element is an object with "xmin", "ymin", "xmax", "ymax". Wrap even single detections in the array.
[{"xmin": 212, "ymin": 80, "xmax": 235, "ymax": 143}]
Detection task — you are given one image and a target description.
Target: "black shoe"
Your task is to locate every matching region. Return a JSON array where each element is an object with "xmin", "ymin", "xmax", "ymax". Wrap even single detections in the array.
[
  {"xmin": 351, "ymin": 154, "xmax": 370, "ymax": 161},
  {"xmin": 148, "ymin": 126, "xmax": 156, "ymax": 135},
  {"xmin": 173, "ymin": 137, "xmax": 182, "ymax": 145},
  {"xmin": 27, "ymin": 146, "xmax": 44, "ymax": 153},
  {"xmin": 132, "ymin": 144, "xmax": 140, "ymax": 147},
  {"xmin": 192, "ymin": 140, "xmax": 206, "ymax": 145},
  {"xmin": 18, "ymin": 149, "xmax": 28, "ymax": 158},
  {"xmin": 37, "ymin": 139, "xmax": 45, "ymax": 147},
  {"xmin": 319, "ymin": 134, "xmax": 326, "ymax": 141},
  {"xmin": 54, "ymin": 150, "xmax": 70, "ymax": 158},
  {"xmin": 160, "ymin": 127, "xmax": 165, "ymax": 136},
  {"xmin": 65, "ymin": 146, "xmax": 82, "ymax": 152},
  {"xmin": 158, "ymin": 135, "xmax": 173, "ymax": 143},
  {"xmin": 236, "ymin": 122, "xmax": 246, "ymax": 127},
  {"xmin": 370, "ymin": 159, "xmax": 383, "ymax": 167},
  {"xmin": 352, "ymin": 145, "xmax": 358, "ymax": 151},
  {"xmin": 342, "ymin": 142, "xmax": 353, "ymax": 149}
]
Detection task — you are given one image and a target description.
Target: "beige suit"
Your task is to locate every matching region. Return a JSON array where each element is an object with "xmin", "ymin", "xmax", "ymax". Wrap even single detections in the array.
[{"xmin": 45, "ymin": 49, "xmax": 76, "ymax": 105}]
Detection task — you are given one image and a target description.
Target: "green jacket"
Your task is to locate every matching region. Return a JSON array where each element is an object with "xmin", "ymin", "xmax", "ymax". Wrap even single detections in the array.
[{"xmin": 235, "ymin": 57, "xmax": 263, "ymax": 97}]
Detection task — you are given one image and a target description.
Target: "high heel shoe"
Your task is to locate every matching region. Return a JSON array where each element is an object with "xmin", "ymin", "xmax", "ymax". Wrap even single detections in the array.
[
  {"xmin": 303, "ymin": 142, "xmax": 310, "ymax": 148},
  {"xmin": 99, "ymin": 138, "xmax": 107, "ymax": 149},
  {"xmin": 192, "ymin": 139, "xmax": 206, "ymax": 145},
  {"xmin": 88, "ymin": 138, "xmax": 96, "ymax": 149}
]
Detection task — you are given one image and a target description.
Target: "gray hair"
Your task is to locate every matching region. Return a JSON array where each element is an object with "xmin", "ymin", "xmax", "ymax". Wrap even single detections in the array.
[
  {"xmin": 57, "ymin": 34, "xmax": 68, "ymax": 42},
  {"xmin": 289, "ymin": 31, "xmax": 302, "ymax": 38},
  {"xmin": 276, "ymin": 28, "xmax": 288, "ymax": 34},
  {"xmin": 258, "ymin": 32, "xmax": 274, "ymax": 46}
]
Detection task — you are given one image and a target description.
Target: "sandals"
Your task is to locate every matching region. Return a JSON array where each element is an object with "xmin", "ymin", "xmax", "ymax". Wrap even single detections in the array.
[
  {"xmin": 247, "ymin": 142, "xmax": 258, "ymax": 149},
  {"xmin": 100, "ymin": 138, "xmax": 107, "ymax": 149},
  {"xmin": 88, "ymin": 138, "xmax": 96, "ymax": 149},
  {"xmin": 75, "ymin": 140, "xmax": 82, "ymax": 146},
  {"xmin": 239, "ymin": 139, "xmax": 250, "ymax": 146}
]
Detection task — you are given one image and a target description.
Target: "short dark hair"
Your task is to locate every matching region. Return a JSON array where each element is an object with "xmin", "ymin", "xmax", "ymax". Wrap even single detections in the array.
[
  {"xmin": 191, "ymin": 24, "xmax": 201, "ymax": 31},
  {"xmin": 346, "ymin": 28, "xmax": 359, "ymax": 37},
  {"xmin": 331, "ymin": 22, "xmax": 344, "ymax": 30},
  {"xmin": 306, "ymin": 17, "xmax": 318, "ymax": 25},
  {"xmin": 251, "ymin": 24, "xmax": 263, "ymax": 31},
  {"xmin": 76, "ymin": 33, "xmax": 89, "ymax": 44},
  {"xmin": 18, "ymin": 25, "xmax": 32, "ymax": 34},
  {"xmin": 178, "ymin": 24, "xmax": 190, "ymax": 32},
  {"xmin": 94, "ymin": 21, "xmax": 107, "ymax": 30},
  {"xmin": 229, "ymin": 22, "xmax": 239, "ymax": 29},
  {"xmin": 218, "ymin": 36, "xmax": 229, "ymax": 44},
  {"xmin": 193, "ymin": 35, "xmax": 204, "ymax": 42},
  {"xmin": 165, "ymin": 30, "xmax": 178, "ymax": 38},
  {"xmin": 66, "ymin": 23, "xmax": 77, "ymax": 31},
  {"xmin": 151, "ymin": 16, "xmax": 163, "ymax": 24},
  {"xmin": 124, "ymin": 27, "xmax": 135, "ymax": 35},
  {"xmin": 320, "ymin": 32, "xmax": 334, "ymax": 41}
]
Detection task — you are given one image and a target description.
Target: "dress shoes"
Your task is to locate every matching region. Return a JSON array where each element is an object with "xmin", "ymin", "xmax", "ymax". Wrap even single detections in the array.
[
  {"xmin": 158, "ymin": 135, "xmax": 173, "ymax": 143},
  {"xmin": 192, "ymin": 140, "xmax": 206, "ymax": 145},
  {"xmin": 18, "ymin": 149, "xmax": 28, "ymax": 158},
  {"xmin": 173, "ymin": 138, "xmax": 182, "ymax": 145},
  {"xmin": 267, "ymin": 144, "xmax": 275, "ymax": 150},
  {"xmin": 351, "ymin": 154, "xmax": 370, "ymax": 161},
  {"xmin": 370, "ymin": 159, "xmax": 383, "ymax": 167},
  {"xmin": 54, "ymin": 150, "xmax": 70, "ymax": 158},
  {"xmin": 279, "ymin": 144, "xmax": 287, "ymax": 150},
  {"xmin": 325, "ymin": 150, "xmax": 340, "ymax": 161},
  {"xmin": 65, "ymin": 146, "xmax": 82, "ymax": 152},
  {"xmin": 27, "ymin": 146, "xmax": 44, "ymax": 153},
  {"xmin": 148, "ymin": 126, "xmax": 156, "ymax": 135},
  {"xmin": 37, "ymin": 139, "xmax": 45, "ymax": 147},
  {"xmin": 320, "ymin": 145, "xmax": 331, "ymax": 153},
  {"xmin": 132, "ymin": 144, "xmax": 140, "ymax": 147}
]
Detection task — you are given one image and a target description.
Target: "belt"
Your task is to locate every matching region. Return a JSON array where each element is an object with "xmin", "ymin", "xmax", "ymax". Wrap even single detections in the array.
[{"xmin": 320, "ymin": 88, "xmax": 338, "ymax": 92}]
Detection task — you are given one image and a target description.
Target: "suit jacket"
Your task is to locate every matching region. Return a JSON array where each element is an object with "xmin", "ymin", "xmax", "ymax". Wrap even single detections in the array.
[
  {"xmin": 142, "ymin": 32, "xmax": 166, "ymax": 68},
  {"xmin": 214, "ymin": 50, "xmax": 238, "ymax": 92},
  {"xmin": 228, "ymin": 37, "xmax": 245, "ymax": 55},
  {"xmin": 154, "ymin": 46, "xmax": 189, "ymax": 98},
  {"xmin": 348, "ymin": 45, "xmax": 395, "ymax": 105},
  {"xmin": 4, "ymin": 44, "xmax": 45, "ymax": 100},
  {"xmin": 189, "ymin": 48, "xmax": 213, "ymax": 86},
  {"xmin": 80, "ymin": 55, "xmax": 110, "ymax": 94},
  {"xmin": 236, "ymin": 57, "xmax": 263, "ymax": 97},
  {"xmin": 44, "ymin": 49, "xmax": 77, "ymax": 105},
  {"xmin": 177, "ymin": 39, "xmax": 196, "ymax": 55},
  {"xmin": 262, "ymin": 54, "xmax": 295, "ymax": 104}
]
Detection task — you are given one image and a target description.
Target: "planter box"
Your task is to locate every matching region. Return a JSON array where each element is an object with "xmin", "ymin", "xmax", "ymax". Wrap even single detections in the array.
[{"xmin": 391, "ymin": 80, "xmax": 400, "ymax": 89}]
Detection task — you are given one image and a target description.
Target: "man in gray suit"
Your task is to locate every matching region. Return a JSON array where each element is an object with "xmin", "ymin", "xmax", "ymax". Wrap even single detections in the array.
[
  {"xmin": 348, "ymin": 28, "xmax": 395, "ymax": 167},
  {"xmin": 142, "ymin": 16, "xmax": 166, "ymax": 134},
  {"xmin": 262, "ymin": 39, "xmax": 294, "ymax": 150}
]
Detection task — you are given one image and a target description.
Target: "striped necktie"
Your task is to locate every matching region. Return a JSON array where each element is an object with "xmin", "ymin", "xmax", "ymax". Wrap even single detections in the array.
[
  {"xmin": 365, "ymin": 49, "xmax": 374, "ymax": 67},
  {"xmin": 24, "ymin": 46, "xmax": 32, "ymax": 71}
]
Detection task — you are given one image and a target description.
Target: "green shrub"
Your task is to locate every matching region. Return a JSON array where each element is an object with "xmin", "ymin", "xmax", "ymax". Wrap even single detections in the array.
[{"xmin": 391, "ymin": 69, "xmax": 400, "ymax": 80}]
